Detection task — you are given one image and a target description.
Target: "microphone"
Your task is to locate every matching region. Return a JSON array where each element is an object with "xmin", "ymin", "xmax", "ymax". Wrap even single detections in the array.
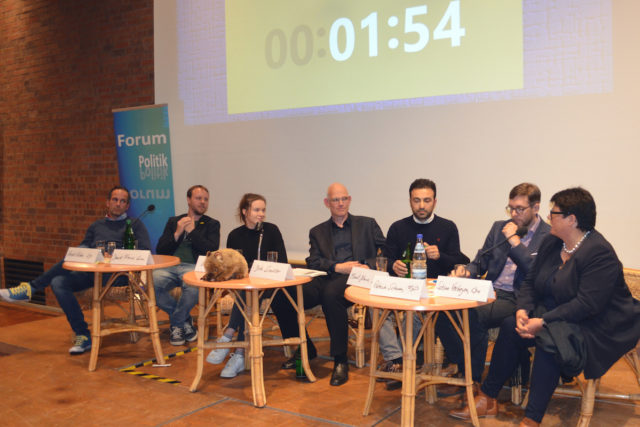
[
  {"xmin": 256, "ymin": 222, "xmax": 264, "ymax": 260},
  {"xmin": 131, "ymin": 204, "xmax": 155, "ymax": 227},
  {"xmin": 478, "ymin": 225, "xmax": 528, "ymax": 257}
]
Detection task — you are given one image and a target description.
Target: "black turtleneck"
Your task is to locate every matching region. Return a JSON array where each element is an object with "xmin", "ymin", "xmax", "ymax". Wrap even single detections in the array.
[{"xmin": 226, "ymin": 222, "xmax": 288, "ymax": 268}]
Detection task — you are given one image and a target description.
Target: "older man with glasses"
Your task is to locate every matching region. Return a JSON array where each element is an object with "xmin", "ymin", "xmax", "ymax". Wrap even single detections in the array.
[
  {"xmin": 438, "ymin": 183, "xmax": 551, "ymax": 399},
  {"xmin": 301, "ymin": 182, "xmax": 385, "ymax": 386}
]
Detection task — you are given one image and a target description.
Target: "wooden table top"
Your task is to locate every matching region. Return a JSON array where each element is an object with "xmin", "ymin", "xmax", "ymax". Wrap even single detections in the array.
[
  {"xmin": 182, "ymin": 271, "xmax": 311, "ymax": 290},
  {"xmin": 344, "ymin": 285, "xmax": 494, "ymax": 312},
  {"xmin": 63, "ymin": 254, "xmax": 180, "ymax": 273}
]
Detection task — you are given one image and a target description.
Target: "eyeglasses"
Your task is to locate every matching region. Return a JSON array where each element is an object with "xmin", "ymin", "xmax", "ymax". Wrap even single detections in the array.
[
  {"xmin": 548, "ymin": 210, "xmax": 568, "ymax": 217},
  {"xmin": 505, "ymin": 205, "xmax": 531, "ymax": 215},
  {"xmin": 329, "ymin": 196, "xmax": 350, "ymax": 204}
]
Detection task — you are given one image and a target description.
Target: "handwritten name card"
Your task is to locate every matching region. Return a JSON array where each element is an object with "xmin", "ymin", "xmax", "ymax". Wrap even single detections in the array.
[
  {"xmin": 347, "ymin": 267, "xmax": 388, "ymax": 289},
  {"xmin": 250, "ymin": 260, "xmax": 294, "ymax": 281},
  {"xmin": 369, "ymin": 276, "xmax": 424, "ymax": 301},
  {"xmin": 110, "ymin": 249, "xmax": 153, "ymax": 266},
  {"xmin": 64, "ymin": 247, "xmax": 104, "ymax": 263},
  {"xmin": 195, "ymin": 255, "xmax": 206, "ymax": 272},
  {"xmin": 434, "ymin": 275, "xmax": 495, "ymax": 302}
]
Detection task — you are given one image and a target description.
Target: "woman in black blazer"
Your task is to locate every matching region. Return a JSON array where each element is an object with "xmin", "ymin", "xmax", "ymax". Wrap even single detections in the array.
[{"xmin": 451, "ymin": 187, "xmax": 640, "ymax": 426}]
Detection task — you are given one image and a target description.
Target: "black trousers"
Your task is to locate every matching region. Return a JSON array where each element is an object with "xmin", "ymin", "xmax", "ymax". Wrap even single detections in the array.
[
  {"xmin": 227, "ymin": 288, "xmax": 295, "ymax": 338},
  {"xmin": 437, "ymin": 289, "xmax": 519, "ymax": 382},
  {"xmin": 481, "ymin": 315, "xmax": 560, "ymax": 423},
  {"xmin": 301, "ymin": 274, "xmax": 352, "ymax": 358},
  {"xmin": 262, "ymin": 285, "xmax": 317, "ymax": 355}
]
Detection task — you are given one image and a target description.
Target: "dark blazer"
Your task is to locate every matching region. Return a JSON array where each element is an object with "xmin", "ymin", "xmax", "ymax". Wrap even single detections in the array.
[
  {"xmin": 306, "ymin": 214, "xmax": 386, "ymax": 273},
  {"xmin": 467, "ymin": 217, "xmax": 550, "ymax": 292},
  {"xmin": 518, "ymin": 231, "xmax": 640, "ymax": 379},
  {"xmin": 156, "ymin": 214, "xmax": 220, "ymax": 259}
]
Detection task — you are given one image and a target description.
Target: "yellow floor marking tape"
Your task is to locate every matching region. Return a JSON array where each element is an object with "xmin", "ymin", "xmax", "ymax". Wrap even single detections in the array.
[{"xmin": 119, "ymin": 346, "xmax": 197, "ymax": 385}]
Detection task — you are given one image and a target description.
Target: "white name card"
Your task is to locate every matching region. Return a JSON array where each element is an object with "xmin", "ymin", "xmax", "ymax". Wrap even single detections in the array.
[
  {"xmin": 195, "ymin": 255, "xmax": 206, "ymax": 272},
  {"xmin": 250, "ymin": 260, "xmax": 294, "ymax": 281},
  {"xmin": 110, "ymin": 249, "xmax": 153, "ymax": 266},
  {"xmin": 64, "ymin": 247, "xmax": 103, "ymax": 263},
  {"xmin": 369, "ymin": 276, "xmax": 424, "ymax": 301},
  {"xmin": 347, "ymin": 267, "xmax": 388, "ymax": 289},
  {"xmin": 434, "ymin": 275, "xmax": 495, "ymax": 302}
]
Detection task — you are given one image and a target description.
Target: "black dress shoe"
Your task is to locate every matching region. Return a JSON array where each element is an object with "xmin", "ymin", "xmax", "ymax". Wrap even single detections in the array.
[
  {"xmin": 330, "ymin": 362, "xmax": 349, "ymax": 386},
  {"xmin": 386, "ymin": 380, "xmax": 402, "ymax": 391},
  {"xmin": 281, "ymin": 345, "xmax": 318, "ymax": 370}
]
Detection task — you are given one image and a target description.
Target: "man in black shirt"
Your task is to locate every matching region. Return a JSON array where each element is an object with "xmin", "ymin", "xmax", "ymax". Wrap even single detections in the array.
[
  {"xmin": 378, "ymin": 178, "xmax": 469, "ymax": 388},
  {"xmin": 153, "ymin": 185, "xmax": 220, "ymax": 345}
]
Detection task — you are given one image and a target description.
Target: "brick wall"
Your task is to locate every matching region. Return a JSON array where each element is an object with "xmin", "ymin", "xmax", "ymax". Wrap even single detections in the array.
[{"xmin": 0, "ymin": 1, "xmax": 154, "ymax": 271}]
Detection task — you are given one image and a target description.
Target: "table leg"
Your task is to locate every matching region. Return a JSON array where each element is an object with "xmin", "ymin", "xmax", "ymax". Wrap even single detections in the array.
[
  {"xmin": 190, "ymin": 286, "xmax": 206, "ymax": 392},
  {"xmin": 296, "ymin": 284, "xmax": 316, "ymax": 382},
  {"xmin": 401, "ymin": 311, "xmax": 416, "ymax": 427},
  {"xmin": 355, "ymin": 305, "xmax": 366, "ymax": 368},
  {"xmin": 145, "ymin": 272, "xmax": 165, "ymax": 366},
  {"xmin": 425, "ymin": 314, "xmax": 437, "ymax": 403},
  {"xmin": 363, "ymin": 307, "xmax": 381, "ymax": 416},
  {"xmin": 248, "ymin": 289, "xmax": 266, "ymax": 407},
  {"xmin": 461, "ymin": 308, "xmax": 479, "ymax": 427},
  {"xmin": 128, "ymin": 275, "xmax": 140, "ymax": 343},
  {"xmin": 89, "ymin": 272, "xmax": 103, "ymax": 371}
]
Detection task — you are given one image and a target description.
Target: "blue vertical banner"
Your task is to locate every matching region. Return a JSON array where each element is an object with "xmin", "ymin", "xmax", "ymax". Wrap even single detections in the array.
[{"xmin": 113, "ymin": 104, "xmax": 175, "ymax": 252}]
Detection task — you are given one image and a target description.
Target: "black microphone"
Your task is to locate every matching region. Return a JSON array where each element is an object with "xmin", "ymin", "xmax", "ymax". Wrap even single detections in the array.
[
  {"xmin": 255, "ymin": 222, "xmax": 264, "ymax": 260},
  {"xmin": 131, "ymin": 204, "xmax": 155, "ymax": 227},
  {"xmin": 478, "ymin": 225, "xmax": 528, "ymax": 257}
]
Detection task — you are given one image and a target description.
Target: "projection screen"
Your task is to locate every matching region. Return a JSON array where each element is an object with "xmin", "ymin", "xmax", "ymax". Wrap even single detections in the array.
[{"xmin": 154, "ymin": 0, "xmax": 640, "ymax": 266}]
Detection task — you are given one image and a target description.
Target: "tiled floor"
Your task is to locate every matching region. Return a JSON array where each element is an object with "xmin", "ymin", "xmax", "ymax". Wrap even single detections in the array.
[{"xmin": 0, "ymin": 301, "xmax": 638, "ymax": 426}]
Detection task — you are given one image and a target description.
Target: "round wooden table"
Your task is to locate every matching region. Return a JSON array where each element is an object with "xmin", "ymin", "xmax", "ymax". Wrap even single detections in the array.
[
  {"xmin": 182, "ymin": 271, "xmax": 315, "ymax": 407},
  {"xmin": 345, "ymin": 285, "xmax": 494, "ymax": 427},
  {"xmin": 63, "ymin": 254, "xmax": 179, "ymax": 371}
]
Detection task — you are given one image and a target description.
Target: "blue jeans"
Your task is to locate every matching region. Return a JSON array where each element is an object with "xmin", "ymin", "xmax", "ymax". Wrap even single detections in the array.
[
  {"xmin": 152, "ymin": 263, "xmax": 198, "ymax": 328},
  {"xmin": 378, "ymin": 311, "xmax": 423, "ymax": 362},
  {"xmin": 32, "ymin": 260, "xmax": 126, "ymax": 338}
]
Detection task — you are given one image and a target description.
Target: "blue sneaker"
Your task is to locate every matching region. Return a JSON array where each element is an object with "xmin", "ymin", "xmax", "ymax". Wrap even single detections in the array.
[
  {"xmin": 0, "ymin": 282, "xmax": 32, "ymax": 302},
  {"xmin": 69, "ymin": 335, "xmax": 91, "ymax": 355}
]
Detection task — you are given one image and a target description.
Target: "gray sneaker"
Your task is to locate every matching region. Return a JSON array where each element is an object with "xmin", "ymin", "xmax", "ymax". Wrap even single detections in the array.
[
  {"xmin": 206, "ymin": 335, "xmax": 232, "ymax": 364},
  {"xmin": 220, "ymin": 352, "xmax": 245, "ymax": 378},
  {"xmin": 169, "ymin": 326, "xmax": 185, "ymax": 346},
  {"xmin": 183, "ymin": 318, "xmax": 198, "ymax": 343}
]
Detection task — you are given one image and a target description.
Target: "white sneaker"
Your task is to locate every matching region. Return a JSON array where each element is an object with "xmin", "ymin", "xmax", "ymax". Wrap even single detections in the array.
[
  {"xmin": 206, "ymin": 335, "xmax": 231, "ymax": 364},
  {"xmin": 220, "ymin": 352, "xmax": 245, "ymax": 378}
]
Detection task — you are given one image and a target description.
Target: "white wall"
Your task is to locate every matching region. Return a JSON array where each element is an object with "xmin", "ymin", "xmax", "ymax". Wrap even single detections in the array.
[{"xmin": 155, "ymin": 0, "xmax": 640, "ymax": 266}]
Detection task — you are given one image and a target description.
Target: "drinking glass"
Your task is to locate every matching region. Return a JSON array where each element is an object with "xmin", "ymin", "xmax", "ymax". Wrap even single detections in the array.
[
  {"xmin": 267, "ymin": 251, "xmax": 278, "ymax": 262},
  {"xmin": 375, "ymin": 256, "xmax": 387, "ymax": 272},
  {"xmin": 106, "ymin": 241, "xmax": 117, "ymax": 259},
  {"xmin": 95, "ymin": 240, "xmax": 106, "ymax": 255},
  {"xmin": 453, "ymin": 264, "xmax": 468, "ymax": 277}
]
